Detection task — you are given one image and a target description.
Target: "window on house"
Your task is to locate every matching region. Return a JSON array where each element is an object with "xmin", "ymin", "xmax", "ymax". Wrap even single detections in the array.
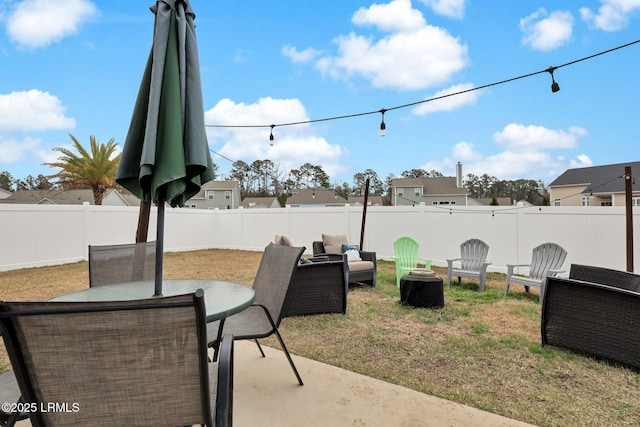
[
  {"xmin": 554, "ymin": 199, "xmax": 561, "ymax": 206},
  {"xmin": 633, "ymin": 197, "xmax": 640, "ymax": 207},
  {"xmin": 225, "ymin": 191, "xmax": 231, "ymax": 200},
  {"xmin": 432, "ymin": 201, "xmax": 438, "ymax": 205},
  {"xmin": 397, "ymin": 188, "xmax": 404, "ymax": 197},
  {"xmin": 414, "ymin": 187, "xmax": 421, "ymax": 197},
  {"xmin": 206, "ymin": 191, "xmax": 214, "ymax": 200},
  {"xmin": 581, "ymin": 197, "xmax": 590, "ymax": 206}
]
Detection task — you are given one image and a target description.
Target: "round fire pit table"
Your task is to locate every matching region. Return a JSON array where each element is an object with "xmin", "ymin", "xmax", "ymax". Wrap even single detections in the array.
[{"xmin": 400, "ymin": 270, "xmax": 444, "ymax": 309}]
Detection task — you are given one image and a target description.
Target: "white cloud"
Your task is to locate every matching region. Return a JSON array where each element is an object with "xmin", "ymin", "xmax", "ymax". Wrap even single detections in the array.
[
  {"xmin": 520, "ymin": 9, "xmax": 574, "ymax": 51},
  {"xmin": 205, "ymin": 97, "xmax": 346, "ymax": 176},
  {"xmin": 493, "ymin": 123, "xmax": 587, "ymax": 151},
  {"xmin": 289, "ymin": 0, "xmax": 468, "ymax": 91},
  {"xmin": 451, "ymin": 141, "xmax": 483, "ymax": 162},
  {"xmin": 281, "ymin": 45, "xmax": 321, "ymax": 64},
  {"xmin": 412, "ymin": 83, "xmax": 480, "ymax": 115},
  {"xmin": 580, "ymin": 0, "xmax": 640, "ymax": 31},
  {"xmin": 0, "ymin": 90, "xmax": 76, "ymax": 132},
  {"xmin": 6, "ymin": 0, "xmax": 99, "ymax": 49},
  {"xmin": 421, "ymin": 124, "xmax": 591, "ymax": 182},
  {"xmin": 419, "ymin": 0, "xmax": 466, "ymax": 19},
  {"xmin": 569, "ymin": 154, "xmax": 593, "ymax": 168},
  {"xmin": 352, "ymin": 0, "xmax": 426, "ymax": 32},
  {"xmin": 0, "ymin": 135, "xmax": 42, "ymax": 164}
]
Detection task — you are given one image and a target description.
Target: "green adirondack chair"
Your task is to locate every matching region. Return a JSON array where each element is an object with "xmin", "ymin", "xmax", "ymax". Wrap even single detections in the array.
[{"xmin": 392, "ymin": 237, "xmax": 432, "ymax": 287}]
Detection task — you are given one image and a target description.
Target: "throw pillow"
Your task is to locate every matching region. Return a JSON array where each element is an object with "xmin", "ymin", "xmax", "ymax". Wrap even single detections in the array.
[
  {"xmin": 341, "ymin": 244, "xmax": 360, "ymax": 253},
  {"xmin": 274, "ymin": 235, "xmax": 294, "ymax": 246},
  {"xmin": 322, "ymin": 233, "xmax": 348, "ymax": 254},
  {"xmin": 344, "ymin": 249, "xmax": 362, "ymax": 262}
]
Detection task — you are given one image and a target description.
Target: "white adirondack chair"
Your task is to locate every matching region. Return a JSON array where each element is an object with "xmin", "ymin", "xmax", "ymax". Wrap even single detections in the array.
[
  {"xmin": 446, "ymin": 238, "xmax": 491, "ymax": 292},
  {"xmin": 504, "ymin": 242, "xmax": 567, "ymax": 302}
]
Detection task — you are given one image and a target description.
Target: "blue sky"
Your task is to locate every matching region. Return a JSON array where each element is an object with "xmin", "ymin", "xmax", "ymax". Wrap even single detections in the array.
[{"xmin": 1, "ymin": 0, "xmax": 639, "ymax": 188}]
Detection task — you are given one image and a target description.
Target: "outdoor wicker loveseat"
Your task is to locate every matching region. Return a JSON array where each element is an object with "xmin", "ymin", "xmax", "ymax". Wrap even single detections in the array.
[{"xmin": 542, "ymin": 264, "xmax": 640, "ymax": 369}]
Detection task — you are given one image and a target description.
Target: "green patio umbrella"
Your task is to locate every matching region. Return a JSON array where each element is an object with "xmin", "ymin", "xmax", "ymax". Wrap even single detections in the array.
[{"xmin": 116, "ymin": 0, "xmax": 214, "ymax": 296}]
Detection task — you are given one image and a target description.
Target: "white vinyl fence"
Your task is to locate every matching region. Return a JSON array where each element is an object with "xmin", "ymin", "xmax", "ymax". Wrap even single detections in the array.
[{"xmin": 1, "ymin": 202, "xmax": 639, "ymax": 275}]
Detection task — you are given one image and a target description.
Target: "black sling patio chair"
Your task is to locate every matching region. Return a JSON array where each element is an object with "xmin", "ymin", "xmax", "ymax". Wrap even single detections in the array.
[
  {"xmin": 0, "ymin": 291, "xmax": 234, "ymax": 427},
  {"xmin": 88, "ymin": 241, "xmax": 156, "ymax": 287},
  {"xmin": 207, "ymin": 242, "xmax": 306, "ymax": 385}
]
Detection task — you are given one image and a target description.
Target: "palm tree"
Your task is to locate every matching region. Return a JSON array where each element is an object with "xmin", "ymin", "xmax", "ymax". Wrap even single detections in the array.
[{"xmin": 45, "ymin": 134, "xmax": 121, "ymax": 205}]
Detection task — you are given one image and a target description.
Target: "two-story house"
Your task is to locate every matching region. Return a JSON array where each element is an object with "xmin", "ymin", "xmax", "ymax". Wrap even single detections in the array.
[
  {"xmin": 185, "ymin": 180, "xmax": 241, "ymax": 209},
  {"xmin": 549, "ymin": 161, "xmax": 640, "ymax": 207}
]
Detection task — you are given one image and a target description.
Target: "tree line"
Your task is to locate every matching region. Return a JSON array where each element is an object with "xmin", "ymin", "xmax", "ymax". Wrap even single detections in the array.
[{"xmin": 1, "ymin": 136, "xmax": 549, "ymax": 206}]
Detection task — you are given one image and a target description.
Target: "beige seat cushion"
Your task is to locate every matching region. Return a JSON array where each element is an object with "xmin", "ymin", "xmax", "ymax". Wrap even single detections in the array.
[
  {"xmin": 322, "ymin": 233, "xmax": 348, "ymax": 254},
  {"xmin": 348, "ymin": 260, "xmax": 374, "ymax": 272}
]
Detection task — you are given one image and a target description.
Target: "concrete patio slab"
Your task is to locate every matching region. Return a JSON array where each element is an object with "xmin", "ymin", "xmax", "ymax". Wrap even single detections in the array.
[
  {"xmin": 233, "ymin": 341, "xmax": 535, "ymax": 427},
  {"xmin": 14, "ymin": 340, "xmax": 537, "ymax": 426}
]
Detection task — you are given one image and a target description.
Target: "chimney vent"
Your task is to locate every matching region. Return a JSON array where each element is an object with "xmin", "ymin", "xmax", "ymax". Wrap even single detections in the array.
[{"xmin": 456, "ymin": 162, "xmax": 463, "ymax": 188}]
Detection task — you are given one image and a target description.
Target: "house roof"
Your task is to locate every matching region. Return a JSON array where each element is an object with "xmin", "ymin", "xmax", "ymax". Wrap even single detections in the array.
[
  {"xmin": 391, "ymin": 177, "xmax": 468, "ymax": 195},
  {"xmin": 285, "ymin": 188, "xmax": 347, "ymax": 206},
  {"xmin": 0, "ymin": 188, "xmax": 143, "ymax": 206},
  {"xmin": 0, "ymin": 189, "xmax": 96, "ymax": 204},
  {"xmin": 549, "ymin": 161, "xmax": 640, "ymax": 194},
  {"xmin": 240, "ymin": 196, "xmax": 280, "ymax": 208},
  {"xmin": 189, "ymin": 180, "xmax": 240, "ymax": 199}
]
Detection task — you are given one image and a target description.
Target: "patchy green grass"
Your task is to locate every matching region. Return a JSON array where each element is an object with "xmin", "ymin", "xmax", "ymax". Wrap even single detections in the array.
[{"xmin": 2, "ymin": 249, "xmax": 640, "ymax": 426}]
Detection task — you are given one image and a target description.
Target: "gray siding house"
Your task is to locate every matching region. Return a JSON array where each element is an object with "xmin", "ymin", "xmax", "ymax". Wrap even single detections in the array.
[
  {"xmin": 391, "ymin": 177, "xmax": 469, "ymax": 206},
  {"xmin": 186, "ymin": 180, "xmax": 241, "ymax": 209}
]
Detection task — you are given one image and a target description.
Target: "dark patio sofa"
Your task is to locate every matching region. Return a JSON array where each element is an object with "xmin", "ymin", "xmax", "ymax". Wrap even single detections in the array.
[
  {"xmin": 541, "ymin": 264, "xmax": 640, "ymax": 369},
  {"xmin": 281, "ymin": 255, "xmax": 349, "ymax": 318}
]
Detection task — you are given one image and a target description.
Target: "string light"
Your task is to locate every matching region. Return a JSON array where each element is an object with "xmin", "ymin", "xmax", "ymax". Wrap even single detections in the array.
[
  {"xmin": 269, "ymin": 124, "xmax": 275, "ymax": 146},
  {"xmin": 205, "ymin": 40, "xmax": 639, "ymax": 134},
  {"xmin": 546, "ymin": 66, "xmax": 560, "ymax": 93},
  {"xmin": 379, "ymin": 109, "xmax": 387, "ymax": 137}
]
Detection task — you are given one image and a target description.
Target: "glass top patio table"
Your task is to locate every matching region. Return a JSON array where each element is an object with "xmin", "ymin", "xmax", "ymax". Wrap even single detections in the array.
[{"xmin": 50, "ymin": 279, "xmax": 255, "ymax": 323}]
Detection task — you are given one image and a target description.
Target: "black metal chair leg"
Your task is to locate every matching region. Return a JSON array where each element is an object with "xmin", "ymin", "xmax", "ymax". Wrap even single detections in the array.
[
  {"xmin": 254, "ymin": 339, "xmax": 266, "ymax": 357},
  {"xmin": 273, "ymin": 328, "xmax": 304, "ymax": 386}
]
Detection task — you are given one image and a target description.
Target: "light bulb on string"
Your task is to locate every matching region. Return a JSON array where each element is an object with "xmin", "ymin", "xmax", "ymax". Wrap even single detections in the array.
[
  {"xmin": 546, "ymin": 66, "xmax": 560, "ymax": 93},
  {"xmin": 269, "ymin": 124, "xmax": 275, "ymax": 146},
  {"xmin": 379, "ymin": 109, "xmax": 387, "ymax": 137}
]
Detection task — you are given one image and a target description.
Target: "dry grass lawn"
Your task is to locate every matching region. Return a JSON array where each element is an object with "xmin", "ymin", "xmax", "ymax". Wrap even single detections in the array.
[{"xmin": 1, "ymin": 248, "xmax": 640, "ymax": 427}]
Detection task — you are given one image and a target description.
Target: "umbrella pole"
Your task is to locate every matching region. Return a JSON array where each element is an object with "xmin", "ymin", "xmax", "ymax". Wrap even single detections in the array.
[{"xmin": 155, "ymin": 197, "xmax": 165, "ymax": 296}]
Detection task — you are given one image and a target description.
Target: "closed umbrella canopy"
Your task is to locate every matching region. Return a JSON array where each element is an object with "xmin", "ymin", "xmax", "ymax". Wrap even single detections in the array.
[
  {"xmin": 117, "ymin": 0, "xmax": 213, "ymax": 208},
  {"xmin": 116, "ymin": 0, "xmax": 213, "ymax": 295}
]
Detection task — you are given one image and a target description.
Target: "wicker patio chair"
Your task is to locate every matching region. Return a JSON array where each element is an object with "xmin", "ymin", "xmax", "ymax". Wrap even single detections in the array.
[
  {"xmin": 0, "ymin": 291, "xmax": 233, "ymax": 427},
  {"xmin": 281, "ymin": 255, "xmax": 349, "ymax": 318},
  {"xmin": 312, "ymin": 234, "xmax": 377, "ymax": 287},
  {"xmin": 446, "ymin": 238, "xmax": 492, "ymax": 292},
  {"xmin": 88, "ymin": 241, "xmax": 156, "ymax": 287},
  {"xmin": 207, "ymin": 243, "xmax": 306, "ymax": 385}
]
